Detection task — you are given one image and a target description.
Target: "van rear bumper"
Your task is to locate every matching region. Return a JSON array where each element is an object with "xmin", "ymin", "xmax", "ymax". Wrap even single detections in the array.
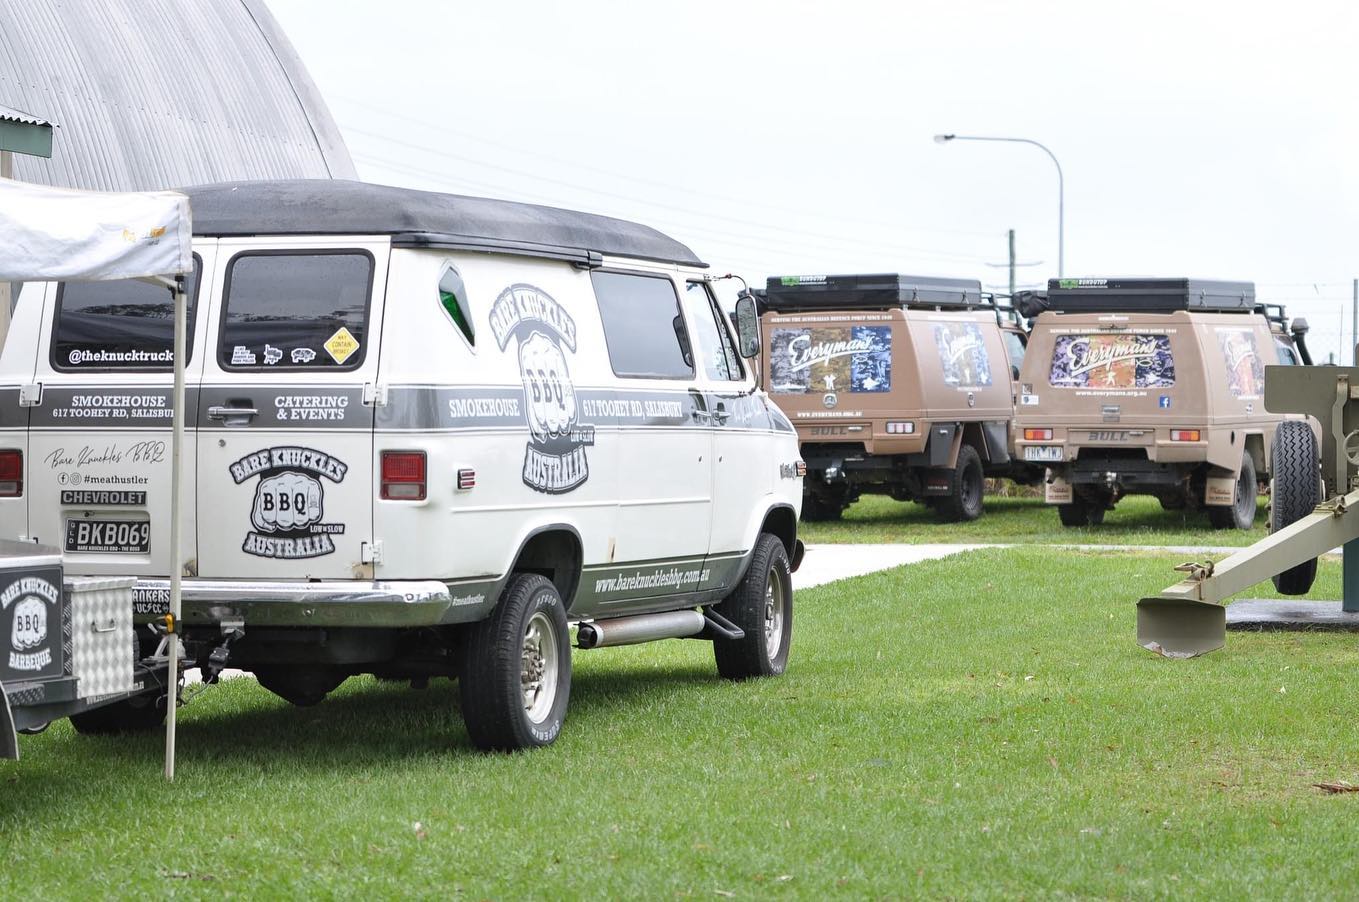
[{"xmin": 130, "ymin": 578, "xmax": 483, "ymax": 628}]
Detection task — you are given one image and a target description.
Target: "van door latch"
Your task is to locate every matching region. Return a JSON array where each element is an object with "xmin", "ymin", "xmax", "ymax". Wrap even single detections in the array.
[
  {"xmin": 361, "ymin": 540, "xmax": 384, "ymax": 564},
  {"xmin": 363, "ymin": 384, "xmax": 387, "ymax": 407},
  {"xmin": 18, "ymin": 383, "xmax": 42, "ymax": 407}
]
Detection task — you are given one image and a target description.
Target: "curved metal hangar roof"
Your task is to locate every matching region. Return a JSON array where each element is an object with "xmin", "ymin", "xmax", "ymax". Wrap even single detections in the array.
[
  {"xmin": 186, "ymin": 180, "xmax": 705, "ymax": 268},
  {"xmin": 1, "ymin": 0, "xmax": 354, "ymax": 189}
]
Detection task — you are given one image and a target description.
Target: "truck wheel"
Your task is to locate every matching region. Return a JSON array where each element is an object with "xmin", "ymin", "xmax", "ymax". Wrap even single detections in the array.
[
  {"xmin": 1057, "ymin": 491, "xmax": 1107, "ymax": 527},
  {"xmin": 800, "ymin": 493, "xmax": 842, "ymax": 522},
  {"xmin": 713, "ymin": 533, "xmax": 792, "ymax": 680},
  {"xmin": 1208, "ymin": 454, "xmax": 1258, "ymax": 531},
  {"xmin": 934, "ymin": 445, "xmax": 985, "ymax": 522},
  {"xmin": 69, "ymin": 693, "xmax": 164, "ymax": 735},
  {"xmin": 1271, "ymin": 421, "xmax": 1320, "ymax": 595},
  {"xmin": 459, "ymin": 573, "xmax": 571, "ymax": 751}
]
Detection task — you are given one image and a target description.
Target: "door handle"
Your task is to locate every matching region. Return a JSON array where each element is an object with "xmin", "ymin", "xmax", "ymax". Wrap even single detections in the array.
[
  {"xmin": 207, "ymin": 406, "xmax": 259, "ymax": 420},
  {"xmin": 91, "ymin": 619, "xmax": 117, "ymax": 634},
  {"xmin": 711, "ymin": 405, "xmax": 730, "ymax": 425}
]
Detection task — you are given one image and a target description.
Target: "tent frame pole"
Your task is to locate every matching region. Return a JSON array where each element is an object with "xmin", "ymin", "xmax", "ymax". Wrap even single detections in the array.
[{"xmin": 165, "ymin": 275, "xmax": 186, "ymax": 781}]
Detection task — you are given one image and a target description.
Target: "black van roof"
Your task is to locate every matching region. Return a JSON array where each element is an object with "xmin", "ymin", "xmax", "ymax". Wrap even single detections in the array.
[
  {"xmin": 1044, "ymin": 277, "xmax": 1255, "ymax": 313},
  {"xmin": 182, "ymin": 179, "xmax": 705, "ymax": 268}
]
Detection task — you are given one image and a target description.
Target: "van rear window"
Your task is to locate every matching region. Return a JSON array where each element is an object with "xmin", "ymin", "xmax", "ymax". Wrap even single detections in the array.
[
  {"xmin": 219, "ymin": 251, "xmax": 373, "ymax": 370},
  {"xmin": 52, "ymin": 258, "xmax": 200, "ymax": 370},
  {"xmin": 1049, "ymin": 333, "xmax": 1175, "ymax": 389}
]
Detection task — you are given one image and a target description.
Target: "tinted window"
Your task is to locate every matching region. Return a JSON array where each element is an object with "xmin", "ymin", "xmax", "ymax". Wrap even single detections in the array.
[
  {"xmin": 683, "ymin": 282, "xmax": 744, "ymax": 381},
  {"xmin": 53, "ymin": 258, "xmax": 200, "ymax": 370},
  {"xmin": 220, "ymin": 252, "xmax": 373, "ymax": 370},
  {"xmin": 438, "ymin": 263, "xmax": 474, "ymax": 346},
  {"xmin": 1275, "ymin": 340, "xmax": 1298, "ymax": 366},
  {"xmin": 1002, "ymin": 331, "xmax": 1027, "ymax": 373},
  {"xmin": 591, "ymin": 271, "xmax": 692, "ymax": 379}
]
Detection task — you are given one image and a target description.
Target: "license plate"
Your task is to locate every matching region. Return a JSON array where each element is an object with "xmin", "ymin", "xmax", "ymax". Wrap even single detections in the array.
[
  {"xmin": 1023, "ymin": 445, "xmax": 1064, "ymax": 463},
  {"xmin": 64, "ymin": 518, "xmax": 150, "ymax": 553}
]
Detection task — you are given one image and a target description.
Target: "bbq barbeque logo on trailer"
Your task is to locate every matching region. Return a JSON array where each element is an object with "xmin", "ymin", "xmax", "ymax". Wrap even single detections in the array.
[
  {"xmin": 3, "ymin": 576, "xmax": 58, "ymax": 673},
  {"xmin": 489, "ymin": 284, "xmax": 595, "ymax": 494},
  {"xmin": 229, "ymin": 446, "xmax": 348, "ymax": 559}
]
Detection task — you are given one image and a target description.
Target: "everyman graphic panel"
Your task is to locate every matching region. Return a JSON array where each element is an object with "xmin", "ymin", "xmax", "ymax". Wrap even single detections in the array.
[
  {"xmin": 1216, "ymin": 328, "xmax": 1264, "ymax": 398},
  {"xmin": 768, "ymin": 326, "xmax": 891, "ymax": 394},
  {"xmin": 1049, "ymin": 333, "xmax": 1176, "ymax": 389},
  {"xmin": 932, "ymin": 322, "xmax": 992, "ymax": 388}
]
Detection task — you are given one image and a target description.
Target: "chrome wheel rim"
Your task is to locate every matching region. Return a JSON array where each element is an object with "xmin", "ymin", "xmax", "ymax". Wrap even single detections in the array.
[
  {"xmin": 522, "ymin": 610, "xmax": 558, "ymax": 723},
  {"xmin": 763, "ymin": 569, "xmax": 785, "ymax": 658}
]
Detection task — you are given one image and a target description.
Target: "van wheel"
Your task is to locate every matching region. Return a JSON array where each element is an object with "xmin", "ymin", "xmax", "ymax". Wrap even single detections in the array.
[
  {"xmin": 1208, "ymin": 454, "xmax": 1257, "ymax": 531},
  {"xmin": 1271, "ymin": 421, "xmax": 1320, "ymax": 594},
  {"xmin": 69, "ymin": 693, "xmax": 164, "ymax": 735},
  {"xmin": 713, "ymin": 533, "xmax": 792, "ymax": 680},
  {"xmin": 935, "ymin": 445, "xmax": 985, "ymax": 522},
  {"xmin": 800, "ymin": 491, "xmax": 844, "ymax": 522},
  {"xmin": 459, "ymin": 573, "xmax": 571, "ymax": 751}
]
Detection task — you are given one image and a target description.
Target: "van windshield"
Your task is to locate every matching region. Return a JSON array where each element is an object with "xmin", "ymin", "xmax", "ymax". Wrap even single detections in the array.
[
  {"xmin": 1048, "ymin": 333, "xmax": 1175, "ymax": 389},
  {"xmin": 52, "ymin": 259, "xmax": 200, "ymax": 370}
]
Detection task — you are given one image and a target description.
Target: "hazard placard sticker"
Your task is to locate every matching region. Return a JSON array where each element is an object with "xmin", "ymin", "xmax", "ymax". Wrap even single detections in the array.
[{"xmin": 323, "ymin": 327, "xmax": 359, "ymax": 365}]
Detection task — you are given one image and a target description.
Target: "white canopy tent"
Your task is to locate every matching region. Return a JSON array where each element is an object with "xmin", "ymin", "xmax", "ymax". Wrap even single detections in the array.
[{"xmin": 0, "ymin": 176, "xmax": 192, "ymax": 780}]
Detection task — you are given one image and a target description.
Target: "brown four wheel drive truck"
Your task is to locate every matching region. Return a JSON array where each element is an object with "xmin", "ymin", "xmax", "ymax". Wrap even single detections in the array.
[
  {"xmin": 759, "ymin": 273, "xmax": 1036, "ymax": 522},
  {"xmin": 1014, "ymin": 277, "xmax": 1288, "ymax": 530}
]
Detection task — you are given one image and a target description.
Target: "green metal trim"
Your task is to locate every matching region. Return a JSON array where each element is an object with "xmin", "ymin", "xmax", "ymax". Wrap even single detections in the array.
[{"xmin": 0, "ymin": 120, "xmax": 53, "ymax": 158}]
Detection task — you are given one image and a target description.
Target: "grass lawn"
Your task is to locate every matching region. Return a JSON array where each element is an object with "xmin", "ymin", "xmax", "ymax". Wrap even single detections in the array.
[
  {"xmin": 4, "ymin": 547, "xmax": 1358, "ymax": 898},
  {"xmin": 799, "ymin": 492, "xmax": 1272, "ymax": 546}
]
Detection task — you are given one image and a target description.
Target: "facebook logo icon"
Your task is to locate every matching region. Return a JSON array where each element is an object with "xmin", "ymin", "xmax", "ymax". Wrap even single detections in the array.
[{"xmin": 1158, "ymin": 395, "xmax": 1172, "ymax": 409}]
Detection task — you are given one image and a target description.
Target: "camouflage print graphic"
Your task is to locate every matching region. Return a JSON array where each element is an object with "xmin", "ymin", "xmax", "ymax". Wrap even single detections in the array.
[
  {"xmin": 1049, "ymin": 334, "xmax": 1176, "ymax": 389},
  {"xmin": 770, "ymin": 326, "xmax": 891, "ymax": 394},
  {"xmin": 1217, "ymin": 329, "xmax": 1264, "ymax": 398},
  {"xmin": 933, "ymin": 323, "xmax": 993, "ymax": 388}
]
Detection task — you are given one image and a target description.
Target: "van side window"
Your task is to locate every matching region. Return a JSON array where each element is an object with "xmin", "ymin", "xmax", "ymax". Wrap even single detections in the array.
[
  {"xmin": 52, "ymin": 256, "xmax": 201, "ymax": 371},
  {"xmin": 1002, "ymin": 331, "xmax": 1027, "ymax": 374},
  {"xmin": 683, "ymin": 281, "xmax": 744, "ymax": 381},
  {"xmin": 1275, "ymin": 340, "xmax": 1298, "ymax": 366},
  {"xmin": 591, "ymin": 271, "xmax": 693, "ymax": 379},
  {"xmin": 219, "ymin": 251, "xmax": 374, "ymax": 370},
  {"xmin": 438, "ymin": 263, "xmax": 474, "ymax": 346}
]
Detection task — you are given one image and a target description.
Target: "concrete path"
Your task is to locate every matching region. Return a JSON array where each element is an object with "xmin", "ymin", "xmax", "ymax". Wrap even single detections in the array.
[{"xmin": 795, "ymin": 542, "xmax": 988, "ymax": 589}]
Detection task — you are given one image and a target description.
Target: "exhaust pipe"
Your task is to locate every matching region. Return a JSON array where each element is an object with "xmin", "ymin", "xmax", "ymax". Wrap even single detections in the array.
[{"xmin": 577, "ymin": 610, "xmax": 706, "ymax": 649}]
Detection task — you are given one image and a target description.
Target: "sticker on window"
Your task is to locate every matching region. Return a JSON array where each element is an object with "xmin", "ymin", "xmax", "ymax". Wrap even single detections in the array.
[
  {"xmin": 324, "ymin": 328, "xmax": 360, "ymax": 365},
  {"xmin": 1218, "ymin": 329, "xmax": 1264, "ymax": 398},
  {"xmin": 933, "ymin": 323, "xmax": 993, "ymax": 388},
  {"xmin": 1049, "ymin": 334, "xmax": 1175, "ymax": 389},
  {"xmin": 768, "ymin": 326, "xmax": 891, "ymax": 394}
]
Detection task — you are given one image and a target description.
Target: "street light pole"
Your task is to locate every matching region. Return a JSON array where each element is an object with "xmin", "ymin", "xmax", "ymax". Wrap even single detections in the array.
[{"xmin": 934, "ymin": 133, "xmax": 1065, "ymax": 278}]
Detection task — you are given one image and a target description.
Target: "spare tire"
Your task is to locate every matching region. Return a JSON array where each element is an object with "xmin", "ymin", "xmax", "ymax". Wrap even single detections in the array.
[{"xmin": 1270, "ymin": 421, "xmax": 1320, "ymax": 595}]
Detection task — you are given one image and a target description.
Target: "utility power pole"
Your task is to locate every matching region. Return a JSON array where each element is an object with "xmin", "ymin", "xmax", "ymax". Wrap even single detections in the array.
[
  {"xmin": 1008, "ymin": 229, "xmax": 1016, "ymax": 297},
  {"xmin": 1352, "ymin": 278, "xmax": 1357, "ymax": 365}
]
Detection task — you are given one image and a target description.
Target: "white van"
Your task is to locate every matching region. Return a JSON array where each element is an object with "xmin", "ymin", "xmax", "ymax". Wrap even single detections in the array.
[{"xmin": 0, "ymin": 180, "xmax": 804, "ymax": 750}]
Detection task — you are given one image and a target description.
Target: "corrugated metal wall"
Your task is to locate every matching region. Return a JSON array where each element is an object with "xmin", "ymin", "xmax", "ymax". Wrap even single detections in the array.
[{"xmin": 0, "ymin": 0, "xmax": 355, "ymax": 190}]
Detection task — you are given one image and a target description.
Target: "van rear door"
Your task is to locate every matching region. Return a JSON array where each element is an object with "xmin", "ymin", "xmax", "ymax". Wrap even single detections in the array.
[
  {"xmin": 25, "ymin": 247, "xmax": 214, "ymax": 577},
  {"xmin": 195, "ymin": 239, "xmax": 388, "ymax": 580}
]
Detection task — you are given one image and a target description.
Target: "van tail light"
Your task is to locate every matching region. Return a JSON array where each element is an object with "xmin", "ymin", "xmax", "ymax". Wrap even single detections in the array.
[
  {"xmin": 381, "ymin": 451, "xmax": 426, "ymax": 500},
  {"xmin": 885, "ymin": 421, "xmax": 915, "ymax": 435},
  {"xmin": 0, "ymin": 449, "xmax": 21, "ymax": 497},
  {"xmin": 1023, "ymin": 428, "xmax": 1053, "ymax": 441},
  {"xmin": 1170, "ymin": 429, "xmax": 1201, "ymax": 442}
]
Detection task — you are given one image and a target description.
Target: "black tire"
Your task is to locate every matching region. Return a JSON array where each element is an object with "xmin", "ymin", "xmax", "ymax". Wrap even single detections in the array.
[
  {"xmin": 69, "ymin": 693, "xmax": 165, "ymax": 735},
  {"xmin": 713, "ymin": 533, "xmax": 793, "ymax": 680},
  {"xmin": 459, "ymin": 573, "xmax": 571, "ymax": 751},
  {"xmin": 1057, "ymin": 490, "xmax": 1109, "ymax": 527},
  {"xmin": 799, "ymin": 491, "xmax": 844, "ymax": 522},
  {"xmin": 1208, "ymin": 453, "xmax": 1258, "ymax": 531},
  {"xmin": 935, "ymin": 445, "xmax": 985, "ymax": 522},
  {"xmin": 1271, "ymin": 421, "xmax": 1320, "ymax": 595}
]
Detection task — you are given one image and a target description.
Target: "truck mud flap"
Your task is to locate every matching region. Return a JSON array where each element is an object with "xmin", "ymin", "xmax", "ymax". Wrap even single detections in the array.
[
  {"xmin": 1136, "ymin": 596, "xmax": 1225, "ymax": 658},
  {"xmin": 1, "ymin": 682, "xmax": 17, "ymax": 761}
]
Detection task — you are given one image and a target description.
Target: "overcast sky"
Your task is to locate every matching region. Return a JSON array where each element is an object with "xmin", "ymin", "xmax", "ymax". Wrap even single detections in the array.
[{"xmin": 268, "ymin": 0, "xmax": 1359, "ymax": 358}]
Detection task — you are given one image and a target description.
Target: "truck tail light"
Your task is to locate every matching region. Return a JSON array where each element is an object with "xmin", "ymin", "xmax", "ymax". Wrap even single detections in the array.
[
  {"xmin": 1024, "ymin": 428, "xmax": 1053, "ymax": 441},
  {"xmin": 886, "ymin": 421, "xmax": 915, "ymax": 435},
  {"xmin": 0, "ymin": 449, "xmax": 21, "ymax": 497},
  {"xmin": 1170, "ymin": 429, "xmax": 1201, "ymax": 442},
  {"xmin": 381, "ymin": 451, "xmax": 426, "ymax": 500}
]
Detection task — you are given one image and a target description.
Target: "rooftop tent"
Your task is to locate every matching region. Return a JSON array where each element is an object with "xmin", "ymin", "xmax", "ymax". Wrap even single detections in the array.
[{"xmin": 0, "ymin": 177, "xmax": 192, "ymax": 780}]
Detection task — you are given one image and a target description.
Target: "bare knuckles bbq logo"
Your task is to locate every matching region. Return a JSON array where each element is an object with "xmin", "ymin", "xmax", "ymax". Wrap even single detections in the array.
[
  {"xmin": 4, "ymin": 576, "xmax": 58, "ymax": 673},
  {"xmin": 489, "ymin": 284, "xmax": 595, "ymax": 494},
  {"xmin": 229, "ymin": 446, "xmax": 348, "ymax": 559}
]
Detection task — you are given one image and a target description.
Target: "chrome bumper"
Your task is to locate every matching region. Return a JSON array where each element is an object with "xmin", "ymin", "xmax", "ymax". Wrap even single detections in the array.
[{"xmin": 132, "ymin": 578, "xmax": 472, "ymax": 628}]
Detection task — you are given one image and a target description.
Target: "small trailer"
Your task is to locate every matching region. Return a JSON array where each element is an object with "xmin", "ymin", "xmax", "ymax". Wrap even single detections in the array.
[{"xmin": 1, "ymin": 540, "xmax": 170, "ymax": 759}]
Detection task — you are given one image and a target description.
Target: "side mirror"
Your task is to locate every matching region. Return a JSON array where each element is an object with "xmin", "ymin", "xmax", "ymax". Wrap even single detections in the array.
[{"xmin": 735, "ymin": 295, "xmax": 760, "ymax": 359}]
